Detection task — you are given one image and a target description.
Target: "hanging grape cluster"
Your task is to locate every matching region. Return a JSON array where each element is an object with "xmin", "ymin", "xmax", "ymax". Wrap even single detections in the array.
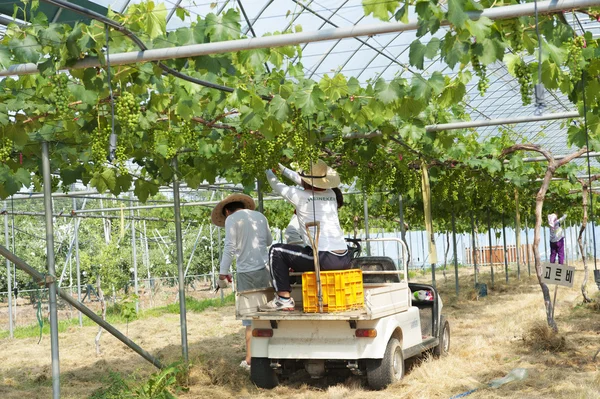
[
  {"xmin": 180, "ymin": 122, "xmax": 198, "ymax": 151},
  {"xmin": 238, "ymin": 131, "xmax": 287, "ymax": 179},
  {"xmin": 567, "ymin": 36, "xmax": 586, "ymax": 79},
  {"xmin": 91, "ymin": 123, "xmax": 111, "ymax": 164},
  {"xmin": 509, "ymin": 19, "xmax": 524, "ymax": 52},
  {"xmin": 471, "ymin": 54, "xmax": 489, "ymax": 96},
  {"xmin": 291, "ymin": 119, "xmax": 320, "ymax": 171},
  {"xmin": 113, "ymin": 144, "xmax": 128, "ymax": 175},
  {"xmin": 0, "ymin": 136, "xmax": 13, "ymax": 163},
  {"xmin": 115, "ymin": 91, "xmax": 140, "ymax": 133},
  {"xmin": 154, "ymin": 129, "xmax": 178, "ymax": 159},
  {"xmin": 514, "ymin": 61, "xmax": 532, "ymax": 106},
  {"xmin": 48, "ymin": 73, "xmax": 71, "ymax": 119}
]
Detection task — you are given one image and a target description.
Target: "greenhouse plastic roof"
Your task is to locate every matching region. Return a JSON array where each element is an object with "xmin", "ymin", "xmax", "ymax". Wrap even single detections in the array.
[{"xmin": 0, "ymin": 0, "xmax": 596, "ymax": 160}]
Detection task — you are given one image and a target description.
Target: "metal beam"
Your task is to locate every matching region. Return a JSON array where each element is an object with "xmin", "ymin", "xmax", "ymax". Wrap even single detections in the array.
[{"xmin": 3, "ymin": 0, "xmax": 600, "ymax": 76}]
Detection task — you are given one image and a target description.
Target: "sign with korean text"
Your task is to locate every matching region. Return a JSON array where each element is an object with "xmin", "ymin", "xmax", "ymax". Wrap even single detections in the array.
[{"xmin": 542, "ymin": 263, "xmax": 575, "ymax": 288}]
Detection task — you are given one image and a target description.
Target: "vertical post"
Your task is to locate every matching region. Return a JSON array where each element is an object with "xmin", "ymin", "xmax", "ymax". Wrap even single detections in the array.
[
  {"xmin": 72, "ymin": 197, "xmax": 82, "ymax": 327},
  {"xmin": 543, "ymin": 226, "xmax": 548, "ymax": 262},
  {"xmin": 452, "ymin": 211, "xmax": 459, "ymax": 296},
  {"xmin": 217, "ymin": 217, "xmax": 224, "ymax": 303},
  {"xmin": 172, "ymin": 156, "xmax": 189, "ymax": 363},
  {"xmin": 130, "ymin": 193, "xmax": 139, "ymax": 313},
  {"xmin": 525, "ymin": 217, "xmax": 531, "ymax": 276},
  {"xmin": 399, "ymin": 194, "xmax": 406, "ymax": 243},
  {"xmin": 42, "ymin": 142, "xmax": 60, "ymax": 399},
  {"xmin": 4, "ymin": 202, "xmax": 13, "ymax": 338},
  {"xmin": 421, "ymin": 230, "xmax": 426, "ymax": 270},
  {"xmin": 209, "ymin": 224, "xmax": 215, "ymax": 289},
  {"xmin": 515, "ymin": 190, "xmax": 521, "ymax": 279},
  {"xmin": 420, "ymin": 163, "xmax": 437, "ymax": 285},
  {"xmin": 257, "ymin": 179, "xmax": 264, "ymax": 213},
  {"xmin": 470, "ymin": 212, "xmax": 478, "ymax": 286},
  {"xmin": 363, "ymin": 194, "xmax": 371, "ymax": 256},
  {"xmin": 487, "ymin": 207, "xmax": 494, "ymax": 288},
  {"xmin": 502, "ymin": 213, "xmax": 509, "ymax": 283}
]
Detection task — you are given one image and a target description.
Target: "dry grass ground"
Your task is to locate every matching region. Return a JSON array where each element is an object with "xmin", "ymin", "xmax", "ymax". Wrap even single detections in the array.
[{"xmin": 1, "ymin": 265, "xmax": 599, "ymax": 399}]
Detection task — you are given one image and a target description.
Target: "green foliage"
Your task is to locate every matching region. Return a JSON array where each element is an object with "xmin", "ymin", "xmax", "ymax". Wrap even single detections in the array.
[{"xmin": 89, "ymin": 362, "xmax": 186, "ymax": 399}]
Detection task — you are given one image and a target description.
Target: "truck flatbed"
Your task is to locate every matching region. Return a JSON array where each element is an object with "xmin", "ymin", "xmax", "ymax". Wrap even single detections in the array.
[{"xmin": 237, "ymin": 283, "xmax": 410, "ymax": 321}]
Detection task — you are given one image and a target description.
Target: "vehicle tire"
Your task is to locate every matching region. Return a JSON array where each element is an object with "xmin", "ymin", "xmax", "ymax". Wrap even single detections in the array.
[
  {"xmin": 250, "ymin": 357, "xmax": 279, "ymax": 389},
  {"xmin": 433, "ymin": 316, "xmax": 450, "ymax": 357},
  {"xmin": 366, "ymin": 337, "xmax": 404, "ymax": 390}
]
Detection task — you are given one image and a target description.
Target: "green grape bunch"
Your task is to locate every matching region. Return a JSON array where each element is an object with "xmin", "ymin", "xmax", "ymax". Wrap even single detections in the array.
[
  {"xmin": 0, "ymin": 136, "xmax": 13, "ymax": 163},
  {"xmin": 113, "ymin": 144, "xmax": 128, "ymax": 175},
  {"xmin": 514, "ymin": 61, "xmax": 532, "ymax": 106},
  {"xmin": 115, "ymin": 91, "xmax": 141, "ymax": 133},
  {"xmin": 48, "ymin": 73, "xmax": 71, "ymax": 120},
  {"xmin": 509, "ymin": 19, "xmax": 524, "ymax": 53},
  {"xmin": 471, "ymin": 54, "xmax": 489, "ymax": 96},
  {"xmin": 154, "ymin": 129, "xmax": 178, "ymax": 159},
  {"xmin": 567, "ymin": 36, "xmax": 586, "ymax": 79},
  {"xmin": 180, "ymin": 122, "xmax": 197, "ymax": 151},
  {"xmin": 91, "ymin": 124, "xmax": 112, "ymax": 164}
]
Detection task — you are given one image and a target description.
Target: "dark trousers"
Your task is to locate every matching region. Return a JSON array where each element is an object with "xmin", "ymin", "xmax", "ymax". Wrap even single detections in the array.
[
  {"xmin": 269, "ymin": 243, "xmax": 351, "ymax": 292},
  {"xmin": 550, "ymin": 238, "xmax": 565, "ymax": 265}
]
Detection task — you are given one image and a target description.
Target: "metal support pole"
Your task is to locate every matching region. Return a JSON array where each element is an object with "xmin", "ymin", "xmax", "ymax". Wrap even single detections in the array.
[
  {"xmin": 471, "ymin": 212, "xmax": 478, "ymax": 286},
  {"xmin": 452, "ymin": 211, "xmax": 459, "ymax": 296},
  {"xmin": 172, "ymin": 157, "xmax": 189, "ymax": 363},
  {"xmin": 502, "ymin": 213, "xmax": 509, "ymax": 283},
  {"xmin": 73, "ymin": 197, "xmax": 83, "ymax": 327},
  {"xmin": 487, "ymin": 207, "xmax": 494, "ymax": 288},
  {"xmin": 42, "ymin": 142, "xmax": 60, "ymax": 399},
  {"xmin": 399, "ymin": 194, "xmax": 406, "ymax": 243},
  {"xmin": 4, "ymin": 203, "xmax": 13, "ymax": 338},
  {"xmin": 515, "ymin": 190, "xmax": 521, "ymax": 279},
  {"xmin": 543, "ymin": 226, "xmax": 549, "ymax": 262},
  {"xmin": 257, "ymin": 179, "xmax": 264, "ymax": 213},
  {"xmin": 130, "ymin": 193, "xmax": 139, "ymax": 313},
  {"xmin": 364, "ymin": 194, "xmax": 371, "ymax": 256},
  {"xmin": 525, "ymin": 217, "xmax": 531, "ymax": 275}
]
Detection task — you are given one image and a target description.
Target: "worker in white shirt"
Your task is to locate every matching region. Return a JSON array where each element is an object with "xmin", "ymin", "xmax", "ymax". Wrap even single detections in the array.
[
  {"xmin": 211, "ymin": 193, "xmax": 272, "ymax": 369},
  {"xmin": 261, "ymin": 160, "xmax": 351, "ymax": 311}
]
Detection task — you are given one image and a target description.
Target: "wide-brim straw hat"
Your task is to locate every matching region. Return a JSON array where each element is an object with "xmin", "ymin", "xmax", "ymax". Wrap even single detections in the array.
[
  {"xmin": 211, "ymin": 193, "xmax": 256, "ymax": 227},
  {"xmin": 298, "ymin": 160, "xmax": 340, "ymax": 189}
]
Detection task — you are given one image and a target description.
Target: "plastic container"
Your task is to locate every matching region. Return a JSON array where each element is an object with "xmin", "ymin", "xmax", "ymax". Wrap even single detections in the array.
[{"xmin": 302, "ymin": 269, "xmax": 364, "ymax": 313}]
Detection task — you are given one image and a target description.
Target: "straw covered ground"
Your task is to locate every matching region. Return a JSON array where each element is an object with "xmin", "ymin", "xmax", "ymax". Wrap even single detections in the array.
[{"xmin": 1, "ymin": 266, "xmax": 599, "ymax": 399}]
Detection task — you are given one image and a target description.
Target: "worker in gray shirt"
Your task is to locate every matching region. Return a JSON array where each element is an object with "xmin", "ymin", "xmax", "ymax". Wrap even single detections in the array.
[{"xmin": 211, "ymin": 193, "xmax": 272, "ymax": 370}]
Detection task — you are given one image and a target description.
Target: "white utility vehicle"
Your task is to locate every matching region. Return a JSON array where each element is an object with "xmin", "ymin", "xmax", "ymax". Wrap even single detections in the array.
[{"xmin": 236, "ymin": 238, "xmax": 450, "ymax": 390}]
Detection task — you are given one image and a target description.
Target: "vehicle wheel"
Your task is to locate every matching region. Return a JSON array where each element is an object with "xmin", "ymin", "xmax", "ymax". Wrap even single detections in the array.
[
  {"xmin": 366, "ymin": 337, "xmax": 404, "ymax": 390},
  {"xmin": 433, "ymin": 316, "xmax": 450, "ymax": 357},
  {"xmin": 250, "ymin": 357, "xmax": 279, "ymax": 389}
]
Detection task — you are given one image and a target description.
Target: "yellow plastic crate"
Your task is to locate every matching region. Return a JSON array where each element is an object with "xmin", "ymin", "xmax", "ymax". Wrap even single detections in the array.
[{"xmin": 302, "ymin": 269, "xmax": 364, "ymax": 313}]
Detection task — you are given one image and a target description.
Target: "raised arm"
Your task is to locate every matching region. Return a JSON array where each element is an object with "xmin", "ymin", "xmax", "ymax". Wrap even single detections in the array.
[
  {"xmin": 278, "ymin": 163, "xmax": 303, "ymax": 186},
  {"xmin": 558, "ymin": 214, "xmax": 567, "ymax": 223},
  {"xmin": 266, "ymin": 169, "xmax": 302, "ymax": 205}
]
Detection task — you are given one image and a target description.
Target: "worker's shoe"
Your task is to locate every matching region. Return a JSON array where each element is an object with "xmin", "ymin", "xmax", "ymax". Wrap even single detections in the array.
[{"xmin": 259, "ymin": 296, "xmax": 295, "ymax": 312}]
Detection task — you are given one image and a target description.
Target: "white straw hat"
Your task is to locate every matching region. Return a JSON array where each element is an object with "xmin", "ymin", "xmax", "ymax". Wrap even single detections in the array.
[
  {"xmin": 298, "ymin": 160, "xmax": 340, "ymax": 189},
  {"xmin": 211, "ymin": 194, "xmax": 256, "ymax": 227}
]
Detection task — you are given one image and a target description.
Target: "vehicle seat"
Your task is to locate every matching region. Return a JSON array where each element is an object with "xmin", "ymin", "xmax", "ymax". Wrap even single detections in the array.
[{"xmin": 350, "ymin": 256, "xmax": 400, "ymax": 283}]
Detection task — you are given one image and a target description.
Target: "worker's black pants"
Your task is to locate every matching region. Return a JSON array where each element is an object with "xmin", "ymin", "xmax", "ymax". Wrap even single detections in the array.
[{"xmin": 269, "ymin": 243, "xmax": 351, "ymax": 292}]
